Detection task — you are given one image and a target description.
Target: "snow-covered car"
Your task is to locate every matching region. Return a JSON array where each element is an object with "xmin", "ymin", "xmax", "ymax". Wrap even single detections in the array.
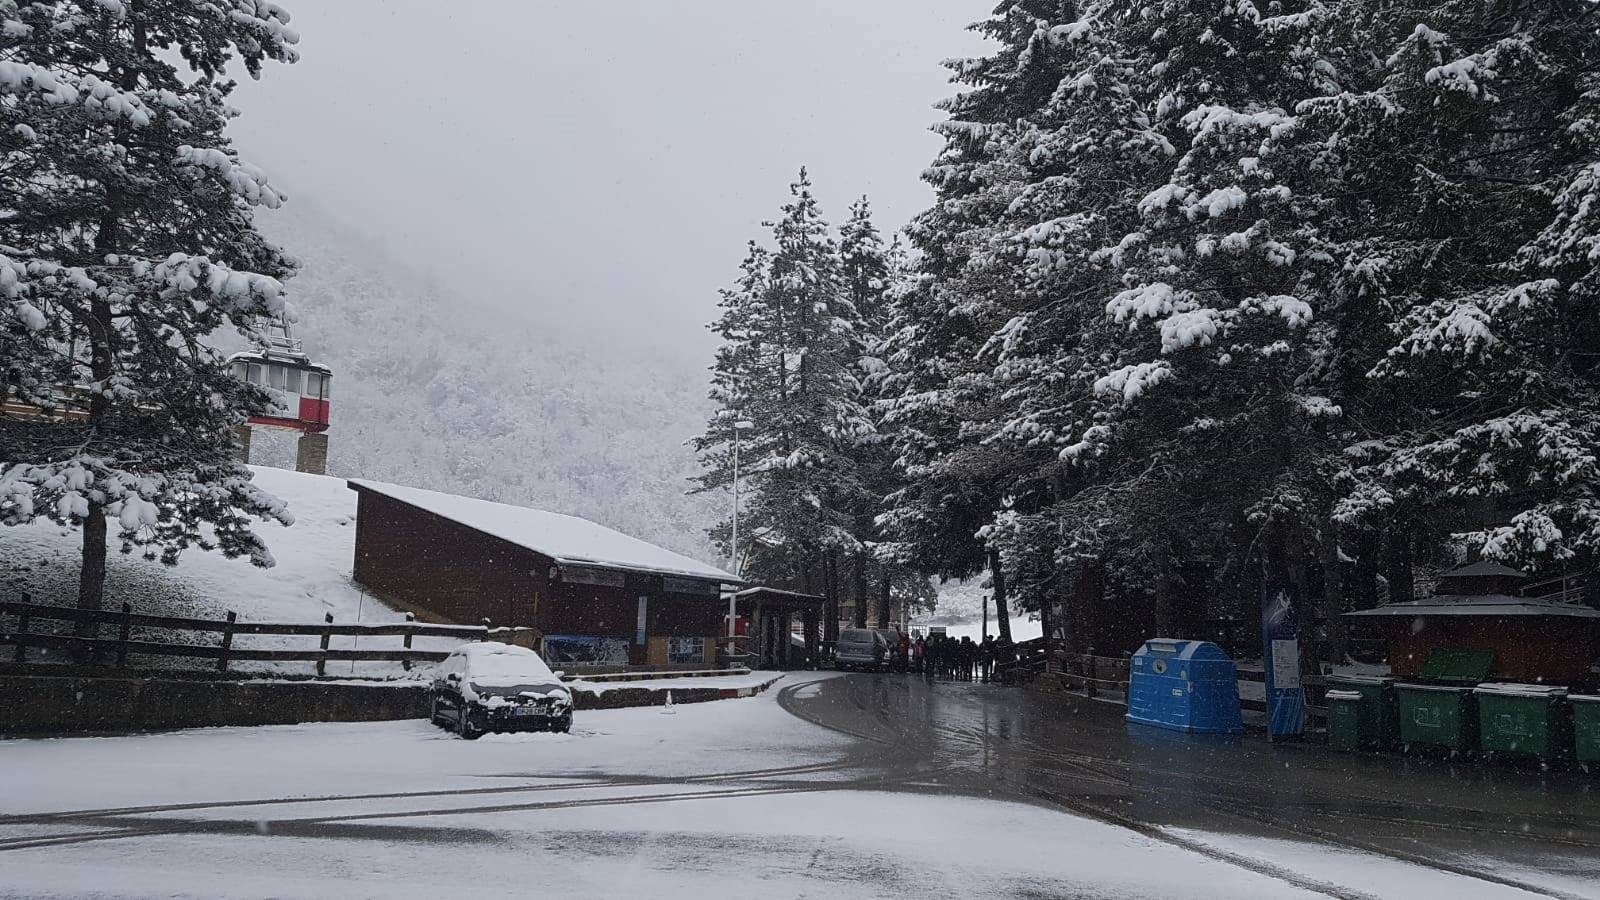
[{"xmin": 430, "ymin": 642, "xmax": 573, "ymax": 739}]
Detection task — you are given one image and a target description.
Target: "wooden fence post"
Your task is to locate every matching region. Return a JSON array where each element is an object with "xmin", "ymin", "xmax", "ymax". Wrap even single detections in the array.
[
  {"xmin": 402, "ymin": 612, "xmax": 415, "ymax": 671},
  {"xmin": 116, "ymin": 603, "xmax": 132, "ymax": 668},
  {"xmin": 217, "ymin": 611, "xmax": 237, "ymax": 673},
  {"xmin": 13, "ymin": 615, "xmax": 28, "ymax": 665},
  {"xmin": 317, "ymin": 612, "xmax": 334, "ymax": 676},
  {"xmin": 481, "ymin": 618, "xmax": 491, "ymax": 642}
]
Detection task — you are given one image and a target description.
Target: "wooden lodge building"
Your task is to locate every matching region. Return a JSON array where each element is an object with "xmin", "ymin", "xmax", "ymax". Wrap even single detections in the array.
[
  {"xmin": 347, "ymin": 479, "xmax": 740, "ymax": 670},
  {"xmin": 1345, "ymin": 561, "xmax": 1600, "ymax": 686}
]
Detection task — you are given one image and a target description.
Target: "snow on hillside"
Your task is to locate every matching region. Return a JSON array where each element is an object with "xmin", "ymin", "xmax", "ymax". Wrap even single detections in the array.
[
  {"xmin": 254, "ymin": 201, "xmax": 723, "ymax": 565},
  {"xmin": 1, "ymin": 466, "xmax": 442, "ymax": 675}
]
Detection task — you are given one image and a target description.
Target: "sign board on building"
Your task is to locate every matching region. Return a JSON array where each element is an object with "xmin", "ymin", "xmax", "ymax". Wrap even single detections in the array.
[
  {"xmin": 663, "ymin": 576, "xmax": 719, "ymax": 596},
  {"xmin": 668, "ymin": 636, "xmax": 706, "ymax": 664},
  {"xmin": 564, "ymin": 566, "xmax": 628, "ymax": 588},
  {"xmin": 1260, "ymin": 583, "xmax": 1307, "ymax": 739},
  {"xmin": 542, "ymin": 635, "xmax": 629, "ymax": 667}
]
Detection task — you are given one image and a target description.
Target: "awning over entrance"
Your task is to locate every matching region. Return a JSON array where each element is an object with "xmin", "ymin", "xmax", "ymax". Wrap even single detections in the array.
[{"xmin": 731, "ymin": 587, "xmax": 825, "ymax": 670}]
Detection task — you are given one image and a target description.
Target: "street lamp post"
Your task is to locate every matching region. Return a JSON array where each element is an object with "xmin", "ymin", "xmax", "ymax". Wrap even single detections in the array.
[{"xmin": 728, "ymin": 419, "xmax": 755, "ymax": 639}]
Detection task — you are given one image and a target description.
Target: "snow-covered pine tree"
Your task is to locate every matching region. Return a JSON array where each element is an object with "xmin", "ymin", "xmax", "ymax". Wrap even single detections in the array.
[
  {"xmin": 0, "ymin": 1, "xmax": 300, "ymax": 619},
  {"xmin": 694, "ymin": 170, "xmax": 872, "ymax": 638},
  {"xmin": 1313, "ymin": 0, "xmax": 1600, "ymax": 574},
  {"xmin": 983, "ymin": 0, "xmax": 1349, "ymax": 639},
  {"xmin": 838, "ymin": 197, "xmax": 928, "ymax": 628},
  {"xmin": 881, "ymin": 1, "xmax": 1123, "ymax": 644}
]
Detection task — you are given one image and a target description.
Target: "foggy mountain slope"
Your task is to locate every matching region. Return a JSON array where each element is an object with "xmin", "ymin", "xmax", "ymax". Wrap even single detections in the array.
[{"xmin": 256, "ymin": 203, "xmax": 722, "ymax": 562}]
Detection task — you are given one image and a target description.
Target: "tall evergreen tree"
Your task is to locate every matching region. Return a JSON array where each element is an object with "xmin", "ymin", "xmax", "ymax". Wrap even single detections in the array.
[
  {"xmin": 1313, "ymin": 0, "xmax": 1600, "ymax": 572},
  {"xmin": 878, "ymin": 1, "xmax": 1094, "ymax": 644},
  {"xmin": 694, "ymin": 170, "xmax": 872, "ymax": 638},
  {"xmin": 0, "ymin": 0, "xmax": 302, "ymax": 619}
]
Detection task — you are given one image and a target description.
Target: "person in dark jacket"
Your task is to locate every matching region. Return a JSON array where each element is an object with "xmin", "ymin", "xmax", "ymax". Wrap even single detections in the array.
[{"xmin": 979, "ymin": 636, "xmax": 995, "ymax": 682}]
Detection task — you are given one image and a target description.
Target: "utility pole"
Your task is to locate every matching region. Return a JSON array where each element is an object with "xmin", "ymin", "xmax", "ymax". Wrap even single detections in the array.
[
  {"xmin": 982, "ymin": 594, "xmax": 989, "ymax": 642},
  {"xmin": 728, "ymin": 420, "xmax": 755, "ymax": 639}
]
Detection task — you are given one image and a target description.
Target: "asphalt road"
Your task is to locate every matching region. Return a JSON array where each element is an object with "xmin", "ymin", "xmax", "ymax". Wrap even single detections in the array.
[{"xmin": 777, "ymin": 672, "xmax": 1600, "ymax": 900}]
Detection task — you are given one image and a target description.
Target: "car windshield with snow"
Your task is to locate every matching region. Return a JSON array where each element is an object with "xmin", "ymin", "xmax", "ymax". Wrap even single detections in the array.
[{"xmin": 431, "ymin": 643, "xmax": 573, "ymax": 739}]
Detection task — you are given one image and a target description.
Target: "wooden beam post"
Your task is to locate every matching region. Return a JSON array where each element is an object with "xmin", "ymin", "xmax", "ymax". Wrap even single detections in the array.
[
  {"xmin": 402, "ymin": 612, "xmax": 415, "ymax": 671},
  {"xmin": 317, "ymin": 612, "xmax": 333, "ymax": 676},
  {"xmin": 116, "ymin": 602, "xmax": 132, "ymax": 668},
  {"xmin": 217, "ymin": 611, "xmax": 237, "ymax": 672},
  {"xmin": 14, "ymin": 604, "xmax": 29, "ymax": 664}
]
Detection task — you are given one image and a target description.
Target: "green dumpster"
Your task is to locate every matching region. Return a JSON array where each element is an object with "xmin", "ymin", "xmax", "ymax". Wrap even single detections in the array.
[
  {"xmin": 1327, "ymin": 674, "xmax": 1399, "ymax": 751},
  {"xmin": 1395, "ymin": 648, "xmax": 1494, "ymax": 754},
  {"xmin": 1326, "ymin": 689, "xmax": 1366, "ymax": 752},
  {"xmin": 1574, "ymin": 695, "xmax": 1600, "ymax": 768},
  {"xmin": 1396, "ymin": 683, "xmax": 1479, "ymax": 752},
  {"xmin": 1474, "ymin": 683, "xmax": 1571, "ymax": 763}
]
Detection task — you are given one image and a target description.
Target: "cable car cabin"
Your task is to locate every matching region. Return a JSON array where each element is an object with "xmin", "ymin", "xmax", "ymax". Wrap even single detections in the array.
[{"xmin": 228, "ymin": 352, "xmax": 331, "ymax": 433}]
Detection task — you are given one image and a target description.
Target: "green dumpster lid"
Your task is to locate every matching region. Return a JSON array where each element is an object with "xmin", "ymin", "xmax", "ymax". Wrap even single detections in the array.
[
  {"xmin": 1330, "ymin": 674, "xmax": 1395, "ymax": 685},
  {"xmin": 1325, "ymin": 689, "xmax": 1365, "ymax": 701},
  {"xmin": 1397, "ymin": 682, "xmax": 1475, "ymax": 693},
  {"xmin": 1473, "ymin": 682, "xmax": 1566, "ymax": 698},
  {"xmin": 1417, "ymin": 648, "xmax": 1494, "ymax": 684},
  {"xmin": 1570, "ymin": 694, "xmax": 1600, "ymax": 704}
]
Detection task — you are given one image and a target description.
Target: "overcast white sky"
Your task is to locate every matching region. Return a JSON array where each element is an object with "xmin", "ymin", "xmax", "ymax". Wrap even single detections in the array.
[{"xmin": 230, "ymin": 1, "xmax": 991, "ymax": 360}]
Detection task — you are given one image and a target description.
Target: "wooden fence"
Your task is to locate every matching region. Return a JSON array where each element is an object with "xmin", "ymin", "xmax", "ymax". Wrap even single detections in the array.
[
  {"xmin": 1009, "ymin": 637, "xmax": 1330, "ymax": 723},
  {"xmin": 0, "ymin": 599, "xmax": 536, "ymax": 676}
]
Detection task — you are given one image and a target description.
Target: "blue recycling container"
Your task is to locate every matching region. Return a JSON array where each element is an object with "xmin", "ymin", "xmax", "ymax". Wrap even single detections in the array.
[{"xmin": 1127, "ymin": 639, "xmax": 1244, "ymax": 734}]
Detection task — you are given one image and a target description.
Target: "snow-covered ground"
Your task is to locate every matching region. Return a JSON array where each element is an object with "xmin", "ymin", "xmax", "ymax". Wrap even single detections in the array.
[
  {"xmin": 909, "ymin": 575, "xmax": 1044, "ymax": 643},
  {"xmin": 915, "ymin": 613, "xmax": 1042, "ymax": 644},
  {"xmin": 2, "ymin": 677, "xmax": 1573, "ymax": 900},
  {"xmin": 1, "ymin": 466, "xmax": 455, "ymax": 675}
]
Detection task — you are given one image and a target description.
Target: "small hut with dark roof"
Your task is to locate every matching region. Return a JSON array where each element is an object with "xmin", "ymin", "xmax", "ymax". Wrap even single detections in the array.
[{"xmin": 1346, "ymin": 562, "xmax": 1600, "ymax": 686}]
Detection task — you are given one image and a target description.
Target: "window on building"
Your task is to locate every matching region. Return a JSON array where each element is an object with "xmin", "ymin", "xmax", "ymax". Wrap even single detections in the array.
[
  {"xmin": 247, "ymin": 363, "xmax": 263, "ymax": 384},
  {"xmin": 285, "ymin": 368, "xmax": 302, "ymax": 393},
  {"xmin": 668, "ymin": 636, "xmax": 705, "ymax": 665},
  {"xmin": 268, "ymin": 365, "xmax": 287, "ymax": 389}
]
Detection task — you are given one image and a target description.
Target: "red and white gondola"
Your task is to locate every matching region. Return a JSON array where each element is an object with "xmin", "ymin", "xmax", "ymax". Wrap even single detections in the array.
[{"xmin": 227, "ymin": 329, "xmax": 331, "ymax": 433}]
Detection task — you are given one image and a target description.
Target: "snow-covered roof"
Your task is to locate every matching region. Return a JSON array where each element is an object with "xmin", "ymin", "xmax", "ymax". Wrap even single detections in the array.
[
  {"xmin": 1443, "ymin": 561, "xmax": 1528, "ymax": 579},
  {"xmin": 348, "ymin": 479, "xmax": 738, "ymax": 584},
  {"xmin": 1345, "ymin": 594, "xmax": 1600, "ymax": 619},
  {"xmin": 733, "ymin": 586, "xmax": 824, "ymax": 601}
]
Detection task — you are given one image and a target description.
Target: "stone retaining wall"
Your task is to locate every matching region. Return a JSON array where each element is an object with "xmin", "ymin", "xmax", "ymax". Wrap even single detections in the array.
[{"xmin": 0, "ymin": 672, "xmax": 782, "ymax": 735}]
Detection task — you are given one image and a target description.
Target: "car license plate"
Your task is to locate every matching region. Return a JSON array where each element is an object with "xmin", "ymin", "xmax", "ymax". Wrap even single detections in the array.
[{"xmin": 514, "ymin": 705, "xmax": 546, "ymax": 717}]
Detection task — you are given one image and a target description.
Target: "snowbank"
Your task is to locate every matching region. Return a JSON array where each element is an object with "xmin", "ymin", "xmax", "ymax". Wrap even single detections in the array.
[
  {"xmin": 567, "ymin": 670, "xmax": 783, "ymax": 696},
  {"xmin": 1, "ymin": 466, "xmax": 446, "ymax": 675}
]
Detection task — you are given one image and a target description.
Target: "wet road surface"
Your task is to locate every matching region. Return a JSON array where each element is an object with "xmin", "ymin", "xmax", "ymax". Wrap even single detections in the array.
[{"xmin": 778, "ymin": 672, "xmax": 1600, "ymax": 899}]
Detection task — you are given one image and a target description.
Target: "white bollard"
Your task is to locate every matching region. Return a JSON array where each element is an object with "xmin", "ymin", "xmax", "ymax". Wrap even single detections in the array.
[{"xmin": 661, "ymin": 690, "xmax": 677, "ymax": 715}]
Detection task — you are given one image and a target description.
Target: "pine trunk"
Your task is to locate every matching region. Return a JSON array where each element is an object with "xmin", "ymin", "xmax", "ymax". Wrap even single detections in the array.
[
  {"xmin": 1382, "ymin": 528, "xmax": 1414, "ymax": 604},
  {"xmin": 989, "ymin": 549, "xmax": 1013, "ymax": 644},
  {"xmin": 877, "ymin": 575, "xmax": 891, "ymax": 629},
  {"xmin": 1320, "ymin": 522, "xmax": 1348, "ymax": 667},
  {"xmin": 1039, "ymin": 590, "xmax": 1053, "ymax": 673},
  {"xmin": 75, "ymin": 506, "xmax": 107, "ymax": 641},
  {"xmin": 852, "ymin": 553, "xmax": 868, "ymax": 628},
  {"xmin": 1152, "ymin": 538, "xmax": 1179, "ymax": 638},
  {"xmin": 822, "ymin": 551, "xmax": 839, "ymax": 646}
]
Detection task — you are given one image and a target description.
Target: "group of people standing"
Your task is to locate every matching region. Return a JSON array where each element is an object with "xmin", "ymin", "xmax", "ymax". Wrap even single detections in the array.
[{"xmin": 908, "ymin": 633, "xmax": 1002, "ymax": 682}]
